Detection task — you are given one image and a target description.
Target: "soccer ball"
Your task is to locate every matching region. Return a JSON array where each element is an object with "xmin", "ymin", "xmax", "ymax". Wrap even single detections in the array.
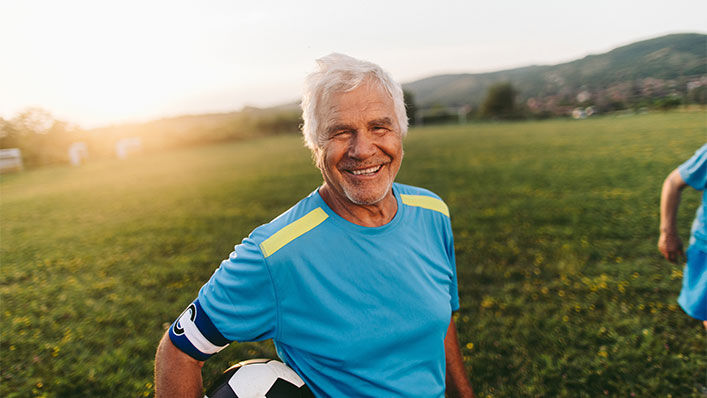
[{"xmin": 204, "ymin": 359, "xmax": 314, "ymax": 398}]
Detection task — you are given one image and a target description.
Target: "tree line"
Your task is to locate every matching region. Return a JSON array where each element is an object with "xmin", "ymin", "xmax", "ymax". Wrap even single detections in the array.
[
  {"xmin": 3, "ymin": 82, "xmax": 703, "ymax": 169},
  {"xmin": 0, "ymin": 107, "xmax": 302, "ymax": 169},
  {"xmin": 408, "ymin": 80, "xmax": 705, "ymax": 125}
]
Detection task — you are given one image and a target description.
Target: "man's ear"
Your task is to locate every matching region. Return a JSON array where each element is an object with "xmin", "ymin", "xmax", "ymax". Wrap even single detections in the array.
[{"xmin": 312, "ymin": 146, "xmax": 324, "ymax": 170}]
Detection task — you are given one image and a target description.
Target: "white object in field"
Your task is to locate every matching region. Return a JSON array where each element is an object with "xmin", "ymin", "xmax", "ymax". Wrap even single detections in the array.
[
  {"xmin": 0, "ymin": 148, "xmax": 23, "ymax": 172},
  {"xmin": 115, "ymin": 137, "xmax": 142, "ymax": 159},
  {"xmin": 69, "ymin": 142, "xmax": 88, "ymax": 166},
  {"xmin": 572, "ymin": 107, "xmax": 587, "ymax": 119}
]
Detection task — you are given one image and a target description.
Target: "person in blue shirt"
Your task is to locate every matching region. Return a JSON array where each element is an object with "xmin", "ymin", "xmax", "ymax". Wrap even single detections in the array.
[
  {"xmin": 154, "ymin": 53, "xmax": 475, "ymax": 397},
  {"xmin": 658, "ymin": 143, "xmax": 707, "ymax": 329}
]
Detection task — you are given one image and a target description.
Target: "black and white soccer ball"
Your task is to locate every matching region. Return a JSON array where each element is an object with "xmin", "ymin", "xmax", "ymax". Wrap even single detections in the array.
[{"xmin": 204, "ymin": 359, "xmax": 314, "ymax": 398}]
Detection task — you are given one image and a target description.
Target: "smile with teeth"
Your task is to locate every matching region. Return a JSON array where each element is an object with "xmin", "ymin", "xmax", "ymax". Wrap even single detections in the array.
[{"xmin": 349, "ymin": 164, "xmax": 383, "ymax": 176}]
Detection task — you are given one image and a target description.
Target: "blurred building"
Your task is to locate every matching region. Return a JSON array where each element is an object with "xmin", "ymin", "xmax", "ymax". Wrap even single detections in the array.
[{"xmin": 0, "ymin": 148, "xmax": 23, "ymax": 173}]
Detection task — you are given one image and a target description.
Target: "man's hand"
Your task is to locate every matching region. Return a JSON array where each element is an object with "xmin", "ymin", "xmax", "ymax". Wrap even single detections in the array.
[{"xmin": 658, "ymin": 230, "xmax": 684, "ymax": 263}]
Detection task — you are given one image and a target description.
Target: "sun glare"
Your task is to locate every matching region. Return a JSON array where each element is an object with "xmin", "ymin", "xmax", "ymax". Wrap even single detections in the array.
[{"xmin": 1, "ymin": 0, "xmax": 706, "ymax": 128}]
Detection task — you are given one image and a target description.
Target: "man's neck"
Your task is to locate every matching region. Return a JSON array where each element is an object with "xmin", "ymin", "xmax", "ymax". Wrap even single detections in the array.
[{"xmin": 319, "ymin": 184, "xmax": 398, "ymax": 228}]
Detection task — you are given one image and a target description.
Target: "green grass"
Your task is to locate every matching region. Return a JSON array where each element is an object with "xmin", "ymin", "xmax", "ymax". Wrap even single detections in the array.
[{"xmin": 1, "ymin": 111, "xmax": 706, "ymax": 397}]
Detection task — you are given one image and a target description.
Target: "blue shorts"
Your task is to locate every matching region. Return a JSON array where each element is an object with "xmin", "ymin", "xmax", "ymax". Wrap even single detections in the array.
[{"xmin": 678, "ymin": 245, "xmax": 707, "ymax": 321}]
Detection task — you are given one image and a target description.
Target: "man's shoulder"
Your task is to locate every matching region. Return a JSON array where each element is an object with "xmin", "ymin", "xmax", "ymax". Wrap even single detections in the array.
[
  {"xmin": 248, "ymin": 189, "xmax": 329, "ymax": 258},
  {"xmin": 395, "ymin": 182, "xmax": 442, "ymax": 198},
  {"xmin": 678, "ymin": 143, "xmax": 707, "ymax": 190},
  {"xmin": 395, "ymin": 183, "xmax": 450, "ymax": 217}
]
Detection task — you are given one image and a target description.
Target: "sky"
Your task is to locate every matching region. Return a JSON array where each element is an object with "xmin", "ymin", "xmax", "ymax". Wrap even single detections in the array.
[{"xmin": 1, "ymin": 0, "xmax": 705, "ymax": 128}]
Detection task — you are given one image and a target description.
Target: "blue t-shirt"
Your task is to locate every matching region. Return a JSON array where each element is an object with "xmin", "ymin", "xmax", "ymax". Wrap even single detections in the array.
[
  {"xmin": 169, "ymin": 183, "xmax": 460, "ymax": 397},
  {"xmin": 678, "ymin": 143, "xmax": 707, "ymax": 252}
]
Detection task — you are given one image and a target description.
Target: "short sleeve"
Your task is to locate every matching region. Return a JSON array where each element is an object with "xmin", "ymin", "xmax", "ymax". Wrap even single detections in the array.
[
  {"xmin": 444, "ymin": 215, "xmax": 460, "ymax": 312},
  {"xmin": 168, "ymin": 237, "xmax": 278, "ymax": 361},
  {"xmin": 198, "ymin": 237, "xmax": 278, "ymax": 343},
  {"xmin": 678, "ymin": 143, "xmax": 707, "ymax": 191}
]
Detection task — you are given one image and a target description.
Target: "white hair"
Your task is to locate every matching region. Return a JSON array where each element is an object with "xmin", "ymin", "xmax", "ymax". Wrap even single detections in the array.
[{"xmin": 300, "ymin": 53, "xmax": 408, "ymax": 152}]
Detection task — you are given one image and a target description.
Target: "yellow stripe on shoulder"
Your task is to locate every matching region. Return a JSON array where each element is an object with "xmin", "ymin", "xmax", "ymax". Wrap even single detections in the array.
[
  {"xmin": 400, "ymin": 194, "xmax": 450, "ymax": 217},
  {"xmin": 260, "ymin": 207, "xmax": 329, "ymax": 258}
]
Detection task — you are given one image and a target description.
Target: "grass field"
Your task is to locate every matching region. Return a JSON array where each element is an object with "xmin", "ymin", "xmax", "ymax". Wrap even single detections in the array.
[{"xmin": 1, "ymin": 111, "xmax": 706, "ymax": 397}]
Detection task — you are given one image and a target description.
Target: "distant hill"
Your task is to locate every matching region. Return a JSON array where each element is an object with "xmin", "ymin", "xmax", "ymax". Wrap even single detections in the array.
[{"xmin": 403, "ymin": 33, "xmax": 706, "ymax": 114}]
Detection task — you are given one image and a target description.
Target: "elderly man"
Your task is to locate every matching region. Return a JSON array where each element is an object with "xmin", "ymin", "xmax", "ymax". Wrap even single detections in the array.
[{"xmin": 155, "ymin": 53, "xmax": 475, "ymax": 397}]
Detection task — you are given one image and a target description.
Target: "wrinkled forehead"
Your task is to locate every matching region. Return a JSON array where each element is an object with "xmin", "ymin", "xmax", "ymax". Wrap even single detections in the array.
[{"xmin": 319, "ymin": 82, "xmax": 397, "ymax": 130}]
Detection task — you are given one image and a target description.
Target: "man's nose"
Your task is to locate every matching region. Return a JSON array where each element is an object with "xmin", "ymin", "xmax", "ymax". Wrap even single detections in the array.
[{"xmin": 348, "ymin": 131, "xmax": 377, "ymax": 159}]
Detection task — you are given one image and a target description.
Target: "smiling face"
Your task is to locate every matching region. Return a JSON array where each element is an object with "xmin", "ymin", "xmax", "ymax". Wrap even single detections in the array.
[{"xmin": 316, "ymin": 80, "xmax": 403, "ymax": 208}]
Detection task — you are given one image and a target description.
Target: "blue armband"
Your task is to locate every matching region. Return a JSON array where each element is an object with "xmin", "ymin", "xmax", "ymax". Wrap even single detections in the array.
[{"xmin": 168, "ymin": 299, "xmax": 231, "ymax": 361}]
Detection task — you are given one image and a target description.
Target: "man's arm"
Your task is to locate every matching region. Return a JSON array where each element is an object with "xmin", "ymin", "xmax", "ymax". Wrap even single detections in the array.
[
  {"xmin": 155, "ymin": 331, "xmax": 205, "ymax": 398},
  {"xmin": 444, "ymin": 318, "xmax": 475, "ymax": 398},
  {"xmin": 658, "ymin": 168, "xmax": 688, "ymax": 263}
]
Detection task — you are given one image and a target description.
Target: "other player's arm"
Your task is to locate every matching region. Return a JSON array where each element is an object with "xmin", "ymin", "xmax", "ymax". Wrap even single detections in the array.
[
  {"xmin": 444, "ymin": 317, "xmax": 475, "ymax": 398},
  {"xmin": 155, "ymin": 331, "xmax": 204, "ymax": 398},
  {"xmin": 658, "ymin": 168, "xmax": 688, "ymax": 263}
]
